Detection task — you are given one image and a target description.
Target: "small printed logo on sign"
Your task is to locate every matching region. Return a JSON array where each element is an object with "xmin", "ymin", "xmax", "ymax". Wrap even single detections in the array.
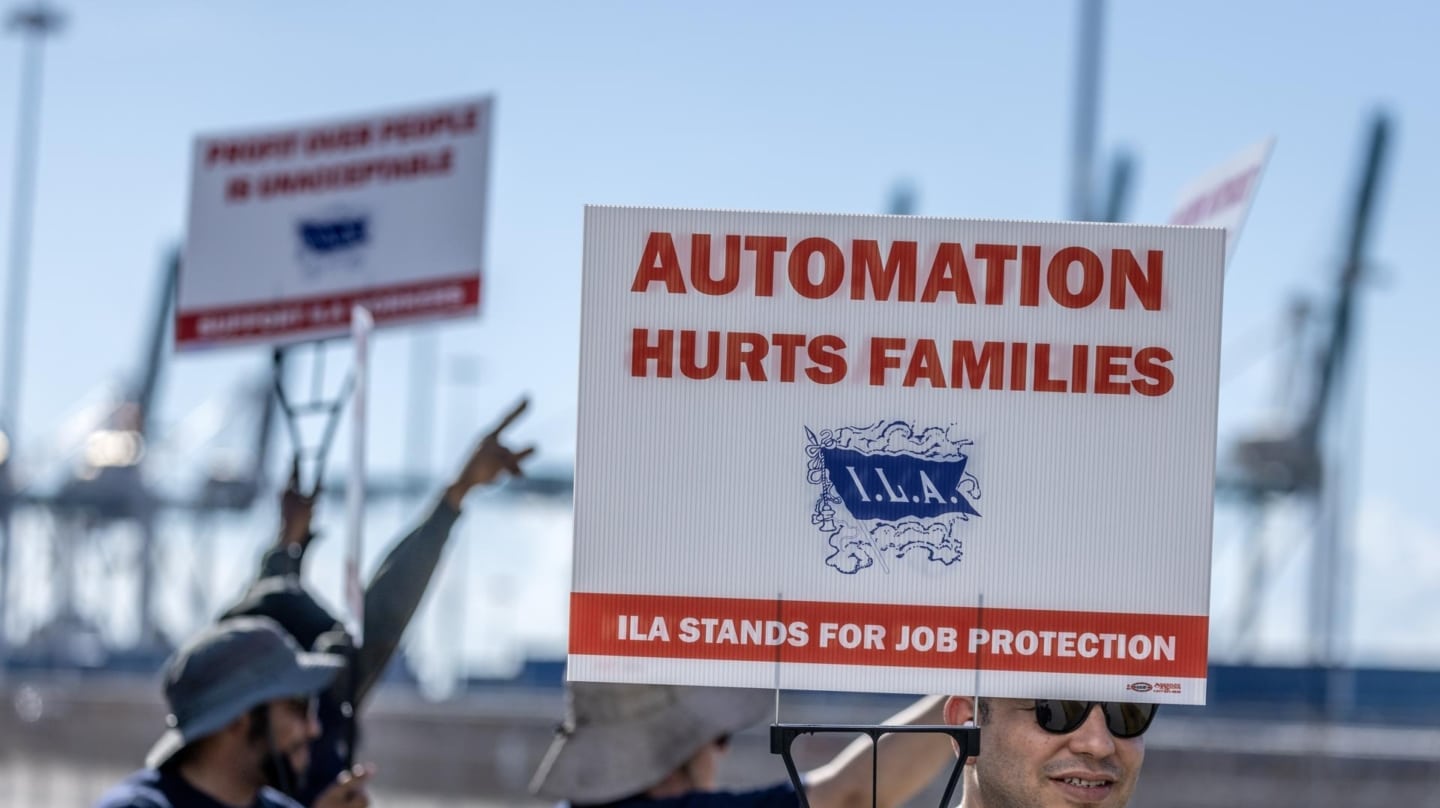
[
  {"xmin": 805, "ymin": 421, "xmax": 982, "ymax": 575},
  {"xmin": 1126, "ymin": 682, "xmax": 1182, "ymax": 695},
  {"xmin": 297, "ymin": 207, "xmax": 370, "ymax": 276}
]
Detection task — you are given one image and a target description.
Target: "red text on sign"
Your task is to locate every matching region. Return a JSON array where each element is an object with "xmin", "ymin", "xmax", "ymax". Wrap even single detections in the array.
[
  {"xmin": 630, "ymin": 232, "xmax": 1163, "ymax": 312},
  {"xmin": 630, "ymin": 328, "xmax": 847, "ymax": 384},
  {"xmin": 868, "ymin": 338, "xmax": 1175, "ymax": 396}
]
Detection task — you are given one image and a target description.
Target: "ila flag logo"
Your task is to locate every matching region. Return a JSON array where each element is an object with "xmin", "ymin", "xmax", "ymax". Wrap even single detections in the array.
[
  {"xmin": 806, "ymin": 421, "xmax": 982, "ymax": 575},
  {"xmin": 296, "ymin": 206, "xmax": 370, "ymax": 276}
]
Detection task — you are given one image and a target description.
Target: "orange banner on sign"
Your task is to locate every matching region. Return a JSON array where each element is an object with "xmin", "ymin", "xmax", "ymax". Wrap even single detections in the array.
[{"xmin": 570, "ymin": 593, "xmax": 1207, "ymax": 678}]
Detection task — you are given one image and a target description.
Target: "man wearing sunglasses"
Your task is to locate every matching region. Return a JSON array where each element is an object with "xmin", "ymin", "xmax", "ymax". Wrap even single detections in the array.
[{"xmin": 943, "ymin": 696, "xmax": 1158, "ymax": 807}]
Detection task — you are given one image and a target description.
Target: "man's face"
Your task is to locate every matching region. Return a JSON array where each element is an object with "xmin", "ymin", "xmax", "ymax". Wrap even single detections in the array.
[
  {"xmin": 648, "ymin": 734, "xmax": 731, "ymax": 799},
  {"xmin": 960, "ymin": 698, "xmax": 1146, "ymax": 808},
  {"xmin": 683, "ymin": 735, "xmax": 728, "ymax": 792},
  {"xmin": 265, "ymin": 695, "xmax": 321, "ymax": 776}
]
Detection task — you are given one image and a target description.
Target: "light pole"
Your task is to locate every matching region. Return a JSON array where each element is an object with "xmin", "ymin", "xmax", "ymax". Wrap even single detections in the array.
[
  {"xmin": 1069, "ymin": 0, "xmax": 1102, "ymax": 222},
  {"xmin": 1, "ymin": 1, "xmax": 65, "ymax": 675}
]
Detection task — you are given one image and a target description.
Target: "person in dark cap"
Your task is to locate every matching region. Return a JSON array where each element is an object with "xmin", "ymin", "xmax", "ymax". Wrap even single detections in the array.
[
  {"xmin": 93, "ymin": 616, "xmax": 368, "ymax": 808},
  {"xmin": 221, "ymin": 398, "xmax": 535, "ymax": 805},
  {"xmin": 530, "ymin": 682, "xmax": 953, "ymax": 808}
]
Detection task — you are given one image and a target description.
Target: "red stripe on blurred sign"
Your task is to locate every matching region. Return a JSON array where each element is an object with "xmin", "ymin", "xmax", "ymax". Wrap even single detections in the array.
[{"xmin": 176, "ymin": 274, "xmax": 480, "ymax": 346}]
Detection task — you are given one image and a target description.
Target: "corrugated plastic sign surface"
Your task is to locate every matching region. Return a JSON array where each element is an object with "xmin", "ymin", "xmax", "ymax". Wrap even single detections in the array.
[{"xmin": 572, "ymin": 206, "xmax": 1224, "ymax": 704}]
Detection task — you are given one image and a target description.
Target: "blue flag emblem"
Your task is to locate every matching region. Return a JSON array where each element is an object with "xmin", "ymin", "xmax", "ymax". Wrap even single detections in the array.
[
  {"xmin": 806, "ymin": 421, "xmax": 983, "ymax": 575},
  {"xmin": 296, "ymin": 208, "xmax": 370, "ymax": 277},
  {"xmin": 819, "ymin": 447, "xmax": 980, "ymax": 520},
  {"xmin": 299, "ymin": 216, "xmax": 368, "ymax": 253}
]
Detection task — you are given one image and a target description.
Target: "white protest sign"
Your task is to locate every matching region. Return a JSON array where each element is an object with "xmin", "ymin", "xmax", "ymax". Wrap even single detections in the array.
[
  {"xmin": 571, "ymin": 207, "xmax": 1224, "ymax": 705},
  {"xmin": 1168, "ymin": 137, "xmax": 1274, "ymax": 266},
  {"xmin": 177, "ymin": 96, "xmax": 492, "ymax": 349}
]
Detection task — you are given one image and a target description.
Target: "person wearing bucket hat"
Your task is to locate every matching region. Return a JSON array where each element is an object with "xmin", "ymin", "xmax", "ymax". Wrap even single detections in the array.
[
  {"xmin": 530, "ymin": 682, "xmax": 953, "ymax": 808},
  {"xmin": 220, "ymin": 398, "xmax": 535, "ymax": 806},
  {"xmin": 92, "ymin": 617, "xmax": 370, "ymax": 808}
]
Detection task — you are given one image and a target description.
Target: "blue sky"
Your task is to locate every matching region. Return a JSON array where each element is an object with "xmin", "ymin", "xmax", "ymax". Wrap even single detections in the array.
[{"xmin": 1, "ymin": 1, "xmax": 1437, "ymax": 680}]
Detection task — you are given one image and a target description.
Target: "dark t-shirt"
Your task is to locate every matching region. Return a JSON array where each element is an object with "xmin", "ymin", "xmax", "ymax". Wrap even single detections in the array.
[
  {"xmin": 573, "ymin": 783, "xmax": 799, "ymax": 808},
  {"xmin": 92, "ymin": 768, "xmax": 302, "ymax": 808}
]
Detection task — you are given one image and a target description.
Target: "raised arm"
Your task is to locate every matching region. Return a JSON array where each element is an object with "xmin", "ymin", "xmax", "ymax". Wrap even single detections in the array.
[
  {"xmin": 256, "ymin": 459, "xmax": 321, "ymax": 579},
  {"xmin": 803, "ymin": 695, "xmax": 953, "ymax": 808},
  {"xmin": 353, "ymin": 398, "xmax": 535, "ymax": 701},
  {"xmin": 440, "ymin": 397, "xmax": 535, "ymax": 510}
]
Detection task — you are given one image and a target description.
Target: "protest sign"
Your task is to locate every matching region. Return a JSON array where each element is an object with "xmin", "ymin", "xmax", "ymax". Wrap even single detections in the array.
[
  {"xmin": 1169, "ymin": 137, "xmax": 1275, "ymax": 266},
  {"xmin": 571, "ymin": 207, "xmax": 1224, "ymax": 704},
  {"xmin": 177, "ymin": 96, "xmax": 492, "ymax": 349}
]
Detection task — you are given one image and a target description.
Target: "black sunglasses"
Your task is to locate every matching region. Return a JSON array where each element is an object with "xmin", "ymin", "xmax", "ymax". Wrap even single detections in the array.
[{"xmin": 1032, "ymin": 700, "xmax": 1157, "ymax": 739}]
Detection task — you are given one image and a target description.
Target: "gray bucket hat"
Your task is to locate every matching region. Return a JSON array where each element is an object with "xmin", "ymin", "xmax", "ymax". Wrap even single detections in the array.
[
  {"xmin": 145, "ymin": 616, "xmax": 344, "ymax": 769},
  {"xmin": 529, "ymin": 682, "xmax": 771, "ymax": 804}
]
